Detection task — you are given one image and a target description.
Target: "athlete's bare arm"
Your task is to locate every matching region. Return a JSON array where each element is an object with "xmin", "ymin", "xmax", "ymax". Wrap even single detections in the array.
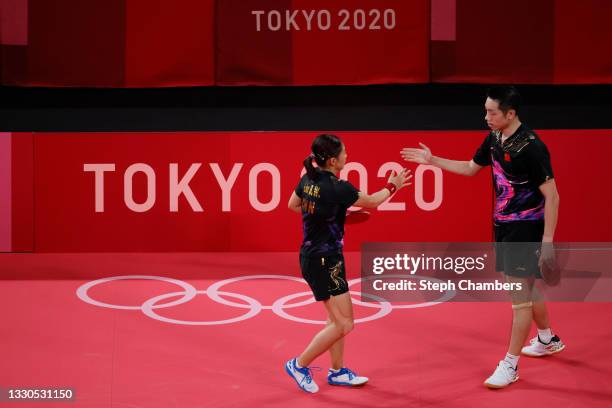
[
  {"xmin": 354, "ymin": 169, "xmax": 412, "ymax": 208},
  {"xmin": 401, "ymin": 143, "xmax": 483, "ymax": 177},
  {"xmin": 288, "ymin": 192, "xmax": 302, "ymax": 213}
]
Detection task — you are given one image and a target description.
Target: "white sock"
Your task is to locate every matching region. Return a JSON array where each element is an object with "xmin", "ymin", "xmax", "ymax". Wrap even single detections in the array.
[
  {"xmin": 329, "ymin": 368, "xmax": 341, "ymax": 373},
  {"xmin": 295, "ymin": 359, "xmax": 303, "ymax": 369},
  {"xmin": 504, "ymin": 353, "xmax": 519, "ymax": 369},
  {"xmin": 538, "ymin": 328, "xmax": 553, "ymax": 343}
]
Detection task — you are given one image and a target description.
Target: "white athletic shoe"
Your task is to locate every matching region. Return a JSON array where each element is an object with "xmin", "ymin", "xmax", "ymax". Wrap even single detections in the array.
[
  {"xmin": 522, "ymin": 335, "xmax": 565, "ymax": 357},
  {"xmin": 285, "ymin": 358, "xmax": 319, "ymax": 393},
  {"xmin": 484, "ymin": 360, "xmax": 519, "ymax": 389},
  {"xmin": 327, "ymin": 367, "xmax": 369, "ymax": 386}
]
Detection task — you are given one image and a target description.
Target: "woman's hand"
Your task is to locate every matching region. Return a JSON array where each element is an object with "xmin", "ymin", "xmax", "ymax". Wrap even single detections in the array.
[{"xmin": 388, "ymin": 168, "xmax": 413, "ymax": 190}]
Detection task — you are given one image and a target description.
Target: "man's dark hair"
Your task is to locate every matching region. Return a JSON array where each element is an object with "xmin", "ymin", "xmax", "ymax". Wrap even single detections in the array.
[{"xmin": 486, "ymin": 85, "xmax": 521, "ymax": 115}]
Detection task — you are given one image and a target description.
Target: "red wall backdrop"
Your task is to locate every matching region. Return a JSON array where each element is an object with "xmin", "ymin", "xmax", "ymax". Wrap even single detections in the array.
[
  {"xmin": 216, "ymin": 0, "xmax": 430, "ymax": 85},
  {"xmin": 0, "ymin": 132, "xmax": 33, "ymax": 253},
  {"xmin": 0, "ymin": 0, "xmax": 215, "ymax": 87},
  {"xmin": 3, "ymin": 130, "xmax": 610, "ymax": 252},
  {"xmin": 431, "ymin": 0, "xmax": 612, "ymax": 84},
  {"xmin": 2, "ymin": 0, "xmax": 610, "ymax": 86}
]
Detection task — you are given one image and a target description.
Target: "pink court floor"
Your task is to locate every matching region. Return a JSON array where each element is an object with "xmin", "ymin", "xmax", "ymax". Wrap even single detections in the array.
[{"xmin": 1, "ymin": 252, "xmax": 611, "ymax": 408}]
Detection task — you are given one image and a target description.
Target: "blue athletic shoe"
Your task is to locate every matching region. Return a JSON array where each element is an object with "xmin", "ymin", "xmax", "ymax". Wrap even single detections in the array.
[
  {"xmin": 285, "ymin": 358, "xmax": 319, "ymax": 393},
  {"xmin": 327, "ymin": 367, "xmax": 369, "ymax": 386}
]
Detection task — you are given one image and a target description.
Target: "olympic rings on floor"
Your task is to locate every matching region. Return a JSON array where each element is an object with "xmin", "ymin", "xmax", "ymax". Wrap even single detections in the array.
[{"xmin": 76, "ymin": 274, "xmax": 455, "ymax": 326}]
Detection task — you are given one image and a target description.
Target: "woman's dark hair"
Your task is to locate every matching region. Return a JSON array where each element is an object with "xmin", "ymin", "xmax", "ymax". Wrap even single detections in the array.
[
  {"xmin": 486, "ymin": 85, "xmax": 521, "ymax": 115},
  {"xmin": 303, "ymin": 134, "xmax": 343, "ymax": 180}
]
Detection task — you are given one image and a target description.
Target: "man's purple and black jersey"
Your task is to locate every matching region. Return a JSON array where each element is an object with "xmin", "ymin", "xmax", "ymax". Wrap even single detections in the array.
[
  {"xmin": 295, "ymin": 170, "xmax": 359, "ymax": 257},
  {"xmin": 473, "ymin": 124, "xmax": 554, "ymax": 223}
]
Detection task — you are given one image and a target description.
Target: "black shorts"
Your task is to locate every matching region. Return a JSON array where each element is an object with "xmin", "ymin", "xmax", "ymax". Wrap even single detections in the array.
[
  {"xmin": 300, "ymin": 252, "xmax": 349, "ymax": 301},
  {"xmin": 494, "ymin": 221, "xmax": 544, "ymax": 278}
]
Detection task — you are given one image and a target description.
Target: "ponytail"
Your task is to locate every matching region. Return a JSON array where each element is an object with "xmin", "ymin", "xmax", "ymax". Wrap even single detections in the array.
[{"xmin": 303, "ymin": 154, "xmax": 318, "ymax": 180}]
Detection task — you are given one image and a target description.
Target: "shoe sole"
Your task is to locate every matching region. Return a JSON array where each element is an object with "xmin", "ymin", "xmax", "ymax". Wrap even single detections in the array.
[
  {"xmin": 484, "ymin": 376, "xmax": 519, "ymax": 389},
  {"xmin": 328, "ymin": 380, "xmax": 368, "ymax": 387},
  {"xmin": 521, "ymin": 344, "xmax": 565, "ymax": 357},
  {"xmin": 285, "ymin": 362, "xmax": 318, "ymax": 394}
]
